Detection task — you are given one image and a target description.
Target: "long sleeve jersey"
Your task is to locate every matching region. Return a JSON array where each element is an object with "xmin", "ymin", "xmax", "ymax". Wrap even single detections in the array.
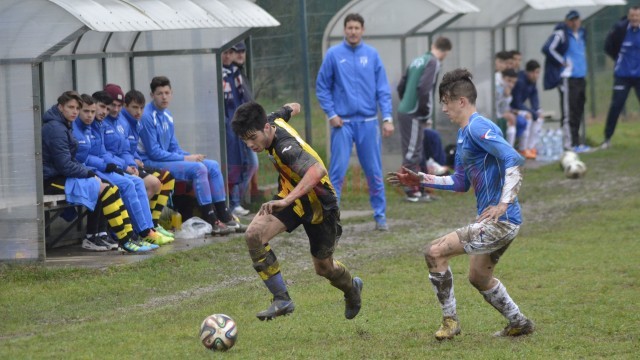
[
  {"xmin": 103, "ymin": 112, "xmax": 136, "ymax": 167},
  {"xmin": 423, "ymin": 113, "xmax": 524, "ymax": 224},
  {"xmin": 138, "ymin": 102, "xmax": 189, "ymax": 162},
  {"xmin": 316, "ymin": 40, "xmax": 393, "ymax": 120}
]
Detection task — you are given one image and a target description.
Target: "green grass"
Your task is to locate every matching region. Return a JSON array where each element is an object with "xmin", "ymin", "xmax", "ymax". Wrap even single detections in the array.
[{"xmin": 1, "ymin": 120, "xmax": 639, "ymax": 359}]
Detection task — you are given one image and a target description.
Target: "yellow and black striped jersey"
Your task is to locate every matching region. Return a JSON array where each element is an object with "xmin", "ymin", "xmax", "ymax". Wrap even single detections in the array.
[{"xmin": 266, "ymin": 117, "xmax": 338, "ymax": 224}]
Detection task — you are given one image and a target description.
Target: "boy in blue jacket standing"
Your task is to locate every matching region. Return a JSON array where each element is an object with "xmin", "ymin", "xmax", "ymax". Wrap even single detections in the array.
[
  {"xmin": 542, "ymin": 10, "xmax": 590, "ymax": 153},
  {"xmin": 316, "ymin": 13, "xmax": 394, "ymax": 231}
]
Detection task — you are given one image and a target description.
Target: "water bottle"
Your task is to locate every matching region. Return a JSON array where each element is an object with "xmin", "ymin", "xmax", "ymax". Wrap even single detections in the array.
[
  {"xmin": 536, "ymin": 131, "xmax": 550, "ymax": 162},
  {"xmin": 171, "ymin": 211, "xmax": 183, "ymax": 231},
  {"xmin": 551, "ymin": 128, "xmax": 563, "ymax": 161}
]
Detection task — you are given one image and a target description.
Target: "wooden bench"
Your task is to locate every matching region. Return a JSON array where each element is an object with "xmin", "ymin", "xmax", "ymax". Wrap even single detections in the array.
[{"xmin": 43, "ymin": 195, "xmax": 86, "ymax": 250}]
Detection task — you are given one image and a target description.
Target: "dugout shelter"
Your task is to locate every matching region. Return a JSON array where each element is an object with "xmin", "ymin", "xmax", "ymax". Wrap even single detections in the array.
[{"xmin": 0, "ymin": 0, "xmax": 279, "ymax": 262}]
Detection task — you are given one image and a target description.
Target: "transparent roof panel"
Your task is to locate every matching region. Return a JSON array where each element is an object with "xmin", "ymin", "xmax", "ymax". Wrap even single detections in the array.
[
  {"xmin": 0, "ymin": 0, "xmax": 279, "ymax": 61},
  {"xmin": 442, "ymin": 0, "xmax": 530, "ymax": 30},
  {"xmin": 326, "ymin": 0, "xmax": 478, "ymax": 38}
]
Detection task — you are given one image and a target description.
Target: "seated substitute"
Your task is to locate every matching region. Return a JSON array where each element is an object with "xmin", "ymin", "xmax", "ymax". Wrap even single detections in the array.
[
  {"xmin": 231, "ymin": 101, "xmax": 363, "ymax": 321},
  {"xmin": 138, "ymin": 76, "xmax": 245, "ymax": 235},
  {"xmin": 41, "ymin": 91, "xmax": 146, "ymax": 253}
]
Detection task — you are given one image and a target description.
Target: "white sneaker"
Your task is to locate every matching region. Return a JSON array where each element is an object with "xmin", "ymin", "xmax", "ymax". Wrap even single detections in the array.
[
  {"xmin": 232, "ymin": 205, "xmax": 250, "ymax": 216},
  {"xmin": 82, "ymin": 235, "xmax": 110, "ymax": 252}
]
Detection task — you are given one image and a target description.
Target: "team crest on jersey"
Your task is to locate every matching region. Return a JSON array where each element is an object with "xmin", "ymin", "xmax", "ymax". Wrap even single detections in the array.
[
  {"xmin": 162, "ymin": 121, "xmax": 169, "ymax": 132},
  {"xmin": 117, "ymin": 124, "xmax": 125, "ymax": 135},
  {"xmin": 360, "ymin": 56, "xmax": 368, "ymax": 67}
]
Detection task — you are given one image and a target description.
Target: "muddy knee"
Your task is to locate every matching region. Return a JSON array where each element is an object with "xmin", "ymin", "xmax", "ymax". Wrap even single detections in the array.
[
  {"xmin": 468, "ymin": 272, "xmax": 492, "ymax": 290},
  {"xmin": 423, "ymin": 242, "xmax": 440, "ymax": 269}
]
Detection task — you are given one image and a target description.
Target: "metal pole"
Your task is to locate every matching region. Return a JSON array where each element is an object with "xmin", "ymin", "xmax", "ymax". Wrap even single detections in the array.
[{"xmin": 298, "ymin": 0, "xmax": 313, "ymax": 145}]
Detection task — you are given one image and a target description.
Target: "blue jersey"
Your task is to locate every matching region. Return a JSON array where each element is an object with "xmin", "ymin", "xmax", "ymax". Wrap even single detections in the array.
[
  {"xmin": 427, "ymin": 113, "xmax": 524, "ymax": 224},
  {"xmin": 103, "ymin": 112, "xmax": 136, "ymax": 167},
  {"xmin": 138, "ymin": 103, "xmax": 189, "ymax": 162}
]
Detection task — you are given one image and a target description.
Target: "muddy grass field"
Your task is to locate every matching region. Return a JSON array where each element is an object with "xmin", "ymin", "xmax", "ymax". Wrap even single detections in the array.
[{"xmin": 1, "ymin": 121, "xmax": 638, "ymax": 359}]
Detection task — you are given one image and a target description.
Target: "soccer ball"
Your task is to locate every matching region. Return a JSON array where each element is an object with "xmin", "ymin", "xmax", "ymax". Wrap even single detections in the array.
[
  {"xmin": 560, "ymin": 151, "xmax": 579, "ymax": 170},
  {"xmin": 199, "ymin": 314, "xmax": 238, "ymax": 351},
  {"xmin": 564, "ymin": 160, "xmax": 587, "ymax": 179}
]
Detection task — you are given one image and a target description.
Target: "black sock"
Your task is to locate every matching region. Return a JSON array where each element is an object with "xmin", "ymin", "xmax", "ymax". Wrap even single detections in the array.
[
  {"xmin": 139, "ymin": 229, "xmax": 151, "ymax": 238},
  {"xmin": 214, "ymin": 201, "xmax": 232, "ymax": 223},
  {"xmin": 200, "ymin": 204, "xmax": 218, "ymax": 225}
]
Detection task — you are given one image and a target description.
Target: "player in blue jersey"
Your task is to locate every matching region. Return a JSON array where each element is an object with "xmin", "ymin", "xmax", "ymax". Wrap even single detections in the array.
[{"xmin": 387, "ymin": 69, "xmax": 534, "ymax": 340}]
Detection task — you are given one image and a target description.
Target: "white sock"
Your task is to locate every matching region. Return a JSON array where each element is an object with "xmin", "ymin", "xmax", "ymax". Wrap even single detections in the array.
[
  {"xmin": 519, "ymin": 119, "xmax": 532, "ymax": 151},
  {"xmin": 527, "ymin": 118, "xmax": 544, "ymax": 150},
  {"xmin": 506, "ymin": 125, "xmax": 516, "ymax": 146},
  {"xmin": 480, "ymin": 280, "xmax": 526, "ymax": 325},
  {"xmin": 429, "ymin": 267, "xmax": 457, "ymax": 318}
]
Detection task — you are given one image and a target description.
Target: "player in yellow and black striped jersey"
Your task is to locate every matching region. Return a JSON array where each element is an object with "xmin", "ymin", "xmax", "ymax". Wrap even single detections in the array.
[{"xmin": 231, "ymin": 101, "xmax": 363, "ymax": 321}]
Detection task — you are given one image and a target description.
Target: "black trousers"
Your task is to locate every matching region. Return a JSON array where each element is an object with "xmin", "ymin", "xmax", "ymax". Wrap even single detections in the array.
[{"xmin": 559, "ymin": 77, "xmax": 586, "ymax": 147}]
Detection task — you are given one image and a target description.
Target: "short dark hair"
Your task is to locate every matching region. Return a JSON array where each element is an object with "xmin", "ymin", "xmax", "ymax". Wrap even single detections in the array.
[
  {"xmin": 495, "ymin": 50, "xmax": 512, "ymax": 61},
  {"xmin": 150, "ymin": 76, "xmax": 171, "ymax": 93},
  {"xmin": 344, "ymin": 13, "xmax": 364, "ymax": 27},
  {"xmin": 439, "ymin": 68, "xmax": 477, "ymax": 105},
  {"xmin": 80, "ymin": 94, "xmax": 95, "ymax": 106},
  {"xmin": 231, "ymin": 101, "xmax": 267, "ymax": 139},
  {"xmin": 57, "ymin": 91, "xmax": 82, "ymax": 106},
  {"xmin": 125, "ymin": 90, "xmax": 146, "ymax": 106},
  {"xmin": 525, "ymin": 59, "xmax": 541, "ymax": 72},
  {"xmin": 433, "ymin": 36, "xmax": 452, "ymax": 52},
  {"xmin": 510, "ymin": 49, "xmax": 521, "ymax": 57},
  {"xmin": 501, "ymin": 68, "xmax": 518, "ymax": 79},
  {"xmin": 92, "ymin": 90, "xmax": 113, "ymax": 105}
]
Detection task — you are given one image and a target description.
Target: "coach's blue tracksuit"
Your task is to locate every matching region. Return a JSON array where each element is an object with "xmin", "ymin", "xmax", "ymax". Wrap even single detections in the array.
[
  {"xmin": 316, "ymin": 40, "xmax": 392, "ymax": 222},
  {"xmin": 138, "ymin": 103, "xmax": 226, "ymax": 206},
  {"xmin": 73, "ymin": 118, "xmax": 154, "ymax": 234}
]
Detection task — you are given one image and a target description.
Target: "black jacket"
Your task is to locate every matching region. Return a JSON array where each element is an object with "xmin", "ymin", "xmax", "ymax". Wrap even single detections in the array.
[
  {"xmin": 604, "ymin": 17, "xmax": 629, "ymax": 61},
  {"xmin": 42, "ymin": 105, "xmax": 92, "ymax": 180}
]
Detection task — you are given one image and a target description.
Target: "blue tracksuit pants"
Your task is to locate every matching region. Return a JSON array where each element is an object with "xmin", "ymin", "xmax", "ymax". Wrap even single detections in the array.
[
  {"xmin": 102, "ymin": 172, "xmax": 153, "ymax": 234},
  {"xmin": 329, "ymin": 116, "xmax": 386, "ymax": 222},
  {"xmin": 143, "ymin": 159, "xmax": 225, "ymax": 206}
]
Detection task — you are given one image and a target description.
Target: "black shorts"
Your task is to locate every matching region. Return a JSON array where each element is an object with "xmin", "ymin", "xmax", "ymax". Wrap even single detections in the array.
[
  {"xmin": 273, "ymin": 205, "xmax": 342, "ymax": 260},
  {"xmin": 43, "ymin": 176, "xmax": 66, "ymax": 195}
]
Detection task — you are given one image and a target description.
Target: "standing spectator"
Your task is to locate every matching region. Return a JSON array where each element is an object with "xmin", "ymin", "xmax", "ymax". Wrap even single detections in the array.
[
  {"xmin": 233, "ymin": 42, "xmax": 259, "ymax": 214},
  {"xmin": 316, "ymin": 13, "xmax": 394, "ymax": 231},
  {"xmin": 511, "ymin": 60, "xmax": 544, "ymax": 159},
  {"xmin": 387, "ymin": 69, "xmax": 533, "ymax": 340},
  {"xmin": 396, "ymin": 36, "xmax": 452, "ymax": 202},
  {"xmin": 223, "ymin": 43, "xmax": 257, "ymax": 217},
  {"xmin": 601, "ymin": 6, "xmax": 640, "ymax": 149},
  {"xmin": 138, "ymin": 76, "xmax": 244, "ymax": 235},
  {"xmin": 542, "ymin": 10, "xmax": 590, "ymax": 153}
]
